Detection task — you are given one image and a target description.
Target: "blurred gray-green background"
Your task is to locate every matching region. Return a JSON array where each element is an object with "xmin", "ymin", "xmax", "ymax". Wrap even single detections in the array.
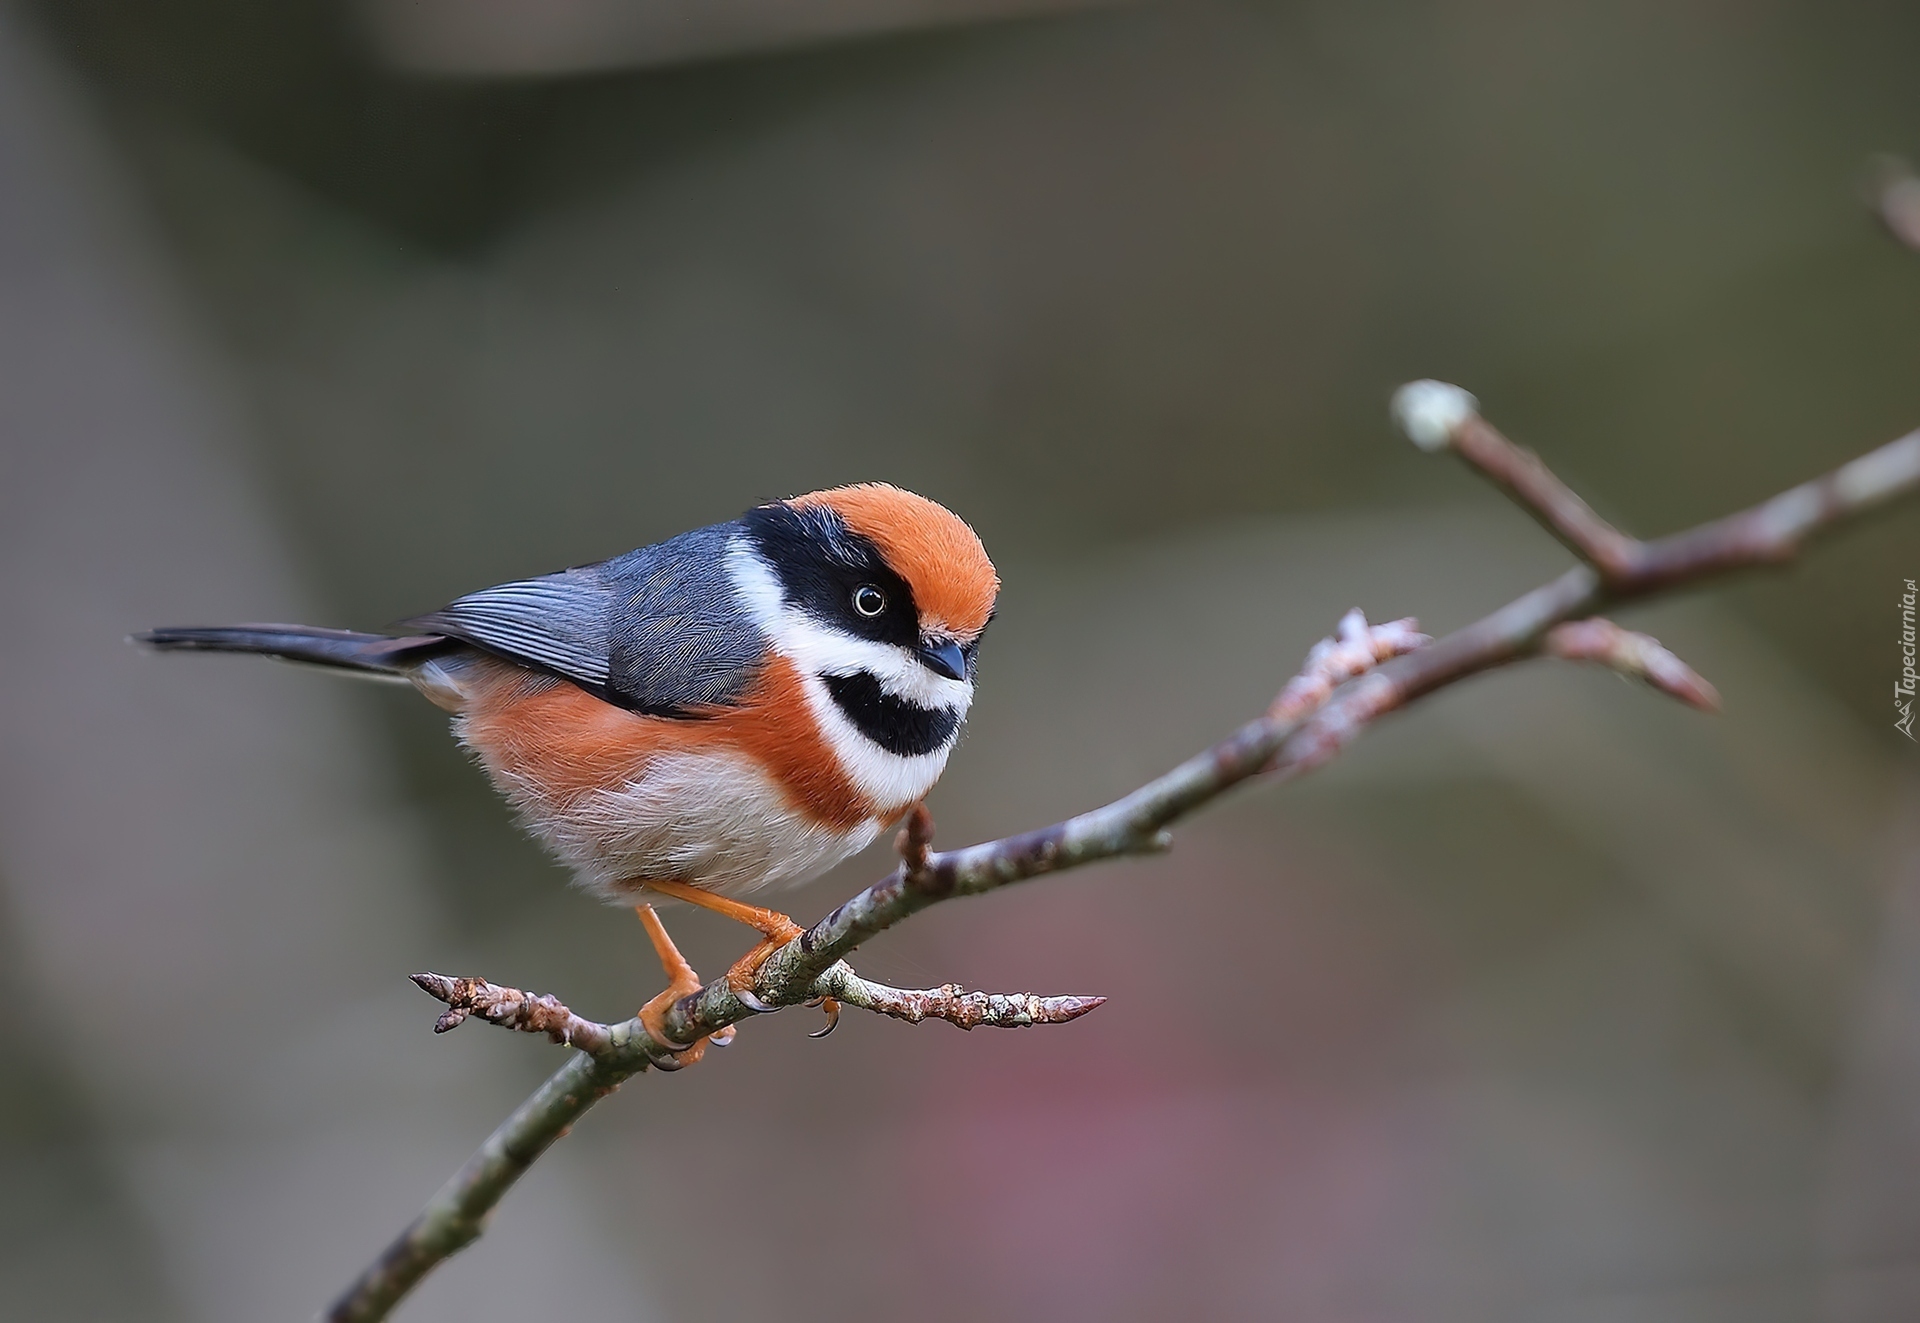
[{"xmin": 2, "ymin": 1, "xmax": 1919, "ymax": 1319}]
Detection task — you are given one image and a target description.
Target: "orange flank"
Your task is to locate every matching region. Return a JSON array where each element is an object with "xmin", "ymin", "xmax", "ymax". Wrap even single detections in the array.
[{"xmin": 456, "ymin": 652, "xmax": 875, "ymax": 833}]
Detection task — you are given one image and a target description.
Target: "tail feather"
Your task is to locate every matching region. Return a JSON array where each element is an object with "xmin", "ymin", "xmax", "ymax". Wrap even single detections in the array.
[{"xmin": 135, "ymin": 624, "xmax": 449, "ymax": 679}]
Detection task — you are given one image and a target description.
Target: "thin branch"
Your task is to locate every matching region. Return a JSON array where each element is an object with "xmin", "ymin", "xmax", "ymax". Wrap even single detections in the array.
[
  {"xmin": 1617, "ymin": 428, "xmax": 1920, "ymax": 592},
  {"xmin": 1544, "ymin": 617, "xmax": 1720, "ymax": 712},
  {"xmin": 815, "ymin": 964, "xmax": 1106, "ymax": 1029},
  {"xmin": 1391, "ymin": 380, "xmax": 1920, "ymax": 594},
  {"xmin": 330, "ymin": 387, "xmax": 1920, "ymax": 1323},
  {"xmin": 1391, "ymin": 380, "xmax": 1641, "ymax": 578},
  {"xmin": 409, "ymin": 974, "xmax": 615, "ymax": 1051},
  {"xmin": 411, "ymin": 966, "xmax": 1104, "ymax": 1041},
  {"xmin": 1271, "ymin": 610, "xmax": 1431, "ymax": 720}
]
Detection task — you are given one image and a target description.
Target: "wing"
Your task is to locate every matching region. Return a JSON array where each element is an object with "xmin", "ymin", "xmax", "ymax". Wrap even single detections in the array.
[
  {"xmin": 406, "ymin": 524, "xmax": 763, "ymax": 717},
  {"xmin": 409, "ymin": 569, "xmax": 613, "ymax": 688}
]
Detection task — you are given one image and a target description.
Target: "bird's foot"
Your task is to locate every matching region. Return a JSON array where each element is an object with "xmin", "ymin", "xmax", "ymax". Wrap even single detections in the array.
[
  {"xmin": 723, "ymin": 929, "xmax": 839, "ymax": 1038},
  {"xmin": 640, "ymin": 879, "xmax": 805, "ymax": 1003},
  {"xmin": 721, "ymin": 913, "xmax": 806, "ymax": 1000},
  {"xmin": 634, "ymin": 904, "xmax": 729, "ymax": 1067},
  {"xmin": 638, "ymin": 881, "xmax": 833, "ymax": 1036}
]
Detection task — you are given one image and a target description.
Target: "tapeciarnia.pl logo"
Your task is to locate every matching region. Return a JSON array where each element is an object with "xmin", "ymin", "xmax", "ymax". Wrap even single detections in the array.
[{"xmin": 1900, "ymin": 578, "xmax": 1917, "ymax": 741}]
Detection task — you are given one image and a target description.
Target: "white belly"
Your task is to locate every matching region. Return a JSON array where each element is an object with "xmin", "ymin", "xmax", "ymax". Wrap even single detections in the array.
[{"xmin": 516, "ymin": 747, "xmax": 885, "ymax": 902}]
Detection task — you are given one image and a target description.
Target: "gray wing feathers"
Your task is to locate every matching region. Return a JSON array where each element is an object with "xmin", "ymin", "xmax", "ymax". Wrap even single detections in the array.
[
  {"xmin": 602, "ymin": 528, "xmax": 762, "ymax": 710},
  {"xmin": 409, "ymin": 571, "xmax": 613, "ymax": 686},
  {"xmin": 615, "ymin": 614, "xmax": 755, "ymax": 709},
  {"xmin": 407, "ymin": 524, "xmax": 762, "ymax": 716}
]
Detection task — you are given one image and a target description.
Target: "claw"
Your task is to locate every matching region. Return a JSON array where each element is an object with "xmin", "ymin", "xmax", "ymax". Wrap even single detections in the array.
[
  {"xmin": 736, "ymin": 986, "xmax": 776, "ymax": 1013},
  {"xmin": 637, "ymin": 989, "xmax": 706, "ymax": 1060},
  {"xmin": 806, "ymin": 996, "xmax": 841, "ymax": 1038}
]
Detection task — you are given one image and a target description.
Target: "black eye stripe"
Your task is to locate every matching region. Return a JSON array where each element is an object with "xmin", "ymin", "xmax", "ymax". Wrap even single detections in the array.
[{"xmin": 742, "ymin": 503, "xmax": 918, "ymax": 647}]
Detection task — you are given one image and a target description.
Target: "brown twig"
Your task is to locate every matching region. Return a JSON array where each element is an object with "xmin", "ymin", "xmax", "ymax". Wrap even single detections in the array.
[
  {"xmin": 1270, "ymin": 610, "xmax": 1429, "ymax": 721},
  {"xmin": 895, "ymin": 799, "xmax": 936, "ymax": 880},
  {"xmin": 409, "ymin": 974, "xmax": 615, "ymax": 1051},
  {"xmin": 411, "ymin": 965, "xmax": 1103, "ymax": 1041},
  {"xmin": 1543, "ymin": 618, "xmax": 1720, "ymax": 712},
  {"xmin": 1392, "ymin": 380, "xmax": 1920, "ymax": 594},
  {"xmin": 812, "ymin": 964, "xmax": 1104, "ymax": 1029},
  {"xmin": 1394, "ymin": 381, "xmax": 1642, "ymax": 580},
  {"xmin": 330, "ymin": 383, "xmax": 1920, "ymax": 1323}
]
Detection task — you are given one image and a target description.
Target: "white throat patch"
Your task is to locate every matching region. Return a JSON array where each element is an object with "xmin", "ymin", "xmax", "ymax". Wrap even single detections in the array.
[{"xmin": 725, "ymin": 537, "xmax": 971, "ymax": 810}]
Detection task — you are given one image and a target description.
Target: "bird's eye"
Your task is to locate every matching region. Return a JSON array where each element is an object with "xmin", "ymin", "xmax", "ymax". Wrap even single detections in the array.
[{"xmin": 852, "ymin": 585, "xmax": 887, "ymax": 617}]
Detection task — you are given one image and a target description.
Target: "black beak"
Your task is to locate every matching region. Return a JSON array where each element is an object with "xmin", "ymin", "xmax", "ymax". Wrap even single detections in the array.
[{"xmin": 918, "ymin": 639, "xmax": 967, "ymax": 682}]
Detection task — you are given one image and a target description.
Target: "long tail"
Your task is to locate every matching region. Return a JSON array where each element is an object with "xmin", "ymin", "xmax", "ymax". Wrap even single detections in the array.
[{"xmin": 135, "ymin": 624, "xmax": 450, "ymax": 679}]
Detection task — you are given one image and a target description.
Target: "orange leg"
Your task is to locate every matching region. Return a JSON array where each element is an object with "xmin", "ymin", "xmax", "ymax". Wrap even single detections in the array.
[
  {"xmin": 641, "ymin": 880, "xmax": 803, "ymax": 987},
  {"xmin": 634, "ymin": 903, "xmax": 732, "ymax": 1062},
  {"xmin": 641, "ymin": 881, "xmax": 839, "ymax": 1032},
  {"xmin": 640, "ymin": 879, "xmax": 804, "ymax": 941}
]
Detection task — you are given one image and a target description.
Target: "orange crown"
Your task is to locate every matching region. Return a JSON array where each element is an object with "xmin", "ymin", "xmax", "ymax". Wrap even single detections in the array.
[{"xmin": 792, "ymin": 483, "xmax": 998, "ymax": 637}]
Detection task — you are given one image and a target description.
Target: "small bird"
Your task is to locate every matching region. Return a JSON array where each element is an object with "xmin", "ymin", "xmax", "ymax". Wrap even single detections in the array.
[{"xmin": 140, "ymin": 483, "xmax": 998, "ymax": 1052}]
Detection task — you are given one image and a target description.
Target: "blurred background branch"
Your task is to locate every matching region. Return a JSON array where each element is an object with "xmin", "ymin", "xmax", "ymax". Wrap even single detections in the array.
[
  {"xmin": 351, "ymin": 0, "xmax": 1128, "ymax": 76},
  {"xmin": 1871, "ymin": 156, "xmax": 1920, "ymax": 253}
]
